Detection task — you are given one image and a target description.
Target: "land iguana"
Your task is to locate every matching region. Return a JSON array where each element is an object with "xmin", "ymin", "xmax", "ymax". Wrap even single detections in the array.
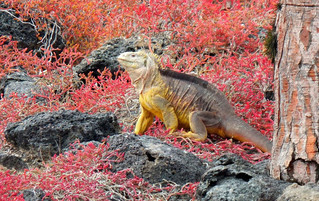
[{"xmin": 117, "ymin": 50, "xmax": 272, "ymax": 153}]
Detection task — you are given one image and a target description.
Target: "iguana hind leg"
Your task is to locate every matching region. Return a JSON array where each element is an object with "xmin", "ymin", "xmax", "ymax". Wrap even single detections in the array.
[{"xmin": 182, "ymin": 111, "xmax": 222, "ymax": 141}]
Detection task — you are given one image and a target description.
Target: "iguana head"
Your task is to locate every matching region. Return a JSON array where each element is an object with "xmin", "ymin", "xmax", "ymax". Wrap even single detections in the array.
[
  {"xmin": 117, "ymin": 51, "xmax": 148, "ymax": 70},
  {"xmin": 117, "ymin": 50, "xmax": 160, "ymax": 93}
]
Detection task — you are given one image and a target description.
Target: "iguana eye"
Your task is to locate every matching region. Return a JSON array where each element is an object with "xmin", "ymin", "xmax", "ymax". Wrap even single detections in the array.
[{"xmin": 131, "ymin": 54, "xmax": 136, "ymax": 57}]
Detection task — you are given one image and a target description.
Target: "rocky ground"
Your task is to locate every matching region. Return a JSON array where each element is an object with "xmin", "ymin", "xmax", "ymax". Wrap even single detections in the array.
[
  {"xmin": 2, "ymin": 108, "xmax": 318, "ymax": 201},
  {"xmin": 1, "ymin": 5, "xmax": 319, "ymax": 201}
]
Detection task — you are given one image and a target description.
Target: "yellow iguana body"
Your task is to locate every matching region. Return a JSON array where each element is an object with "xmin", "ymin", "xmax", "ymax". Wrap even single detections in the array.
[{"xmin": 117, "ymin": 50, "xmax": 272, "ymax": 153}]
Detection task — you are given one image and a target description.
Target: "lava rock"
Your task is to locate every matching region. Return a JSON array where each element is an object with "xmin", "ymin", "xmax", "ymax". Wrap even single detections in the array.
[
  {"xmin": 0, "ymin": 152, "xmax": 28, "ymax": 171},
  {"xmin": 277, "ymin": 183, "xmax": 319, "ymax": 201},
  {"xmin": 0, "ymin": 8, "xmax": 38, "ymax": 50},
  {"xmin": 22, "ymin": 189, "xmax": 51, "ymax": 201},
  {"xmin": 5, "ymin": 110, "xmax": 120, "ymax": 159},
  {"xmin": 0, "ymin": 7, "xmax": 65, "ymax": 52},
  {"xmin": 196, "ymin": 154, "xmax": 290, "ymax": 201},
  {"xmin": 107, "ymin": 133, "xmax": 208, "ymax": 185},
  {"xmin": 0, "ymin": 69, "xmax": 38, "ymax": 98},
  {"xmin": 73, "ymin": 37, "xmax": 137, "ymax": 78}
]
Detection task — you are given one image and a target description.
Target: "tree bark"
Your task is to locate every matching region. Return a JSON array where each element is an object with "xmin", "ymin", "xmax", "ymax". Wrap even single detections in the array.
[{"xmin": 270, "ymin": 0, "xmax": 319, "ymax": 184}]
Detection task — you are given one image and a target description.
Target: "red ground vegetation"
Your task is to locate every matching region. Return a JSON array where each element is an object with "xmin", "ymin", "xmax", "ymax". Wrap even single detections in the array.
[{"xmin": 0, "ymin": 0, "xmax": 276, "ymax": 199}]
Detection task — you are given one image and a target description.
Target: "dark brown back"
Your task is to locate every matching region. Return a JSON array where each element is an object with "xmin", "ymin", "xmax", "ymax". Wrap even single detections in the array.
[{"xmin": 159, "ymin": 68, "xmax": 235, "ymax": 116}]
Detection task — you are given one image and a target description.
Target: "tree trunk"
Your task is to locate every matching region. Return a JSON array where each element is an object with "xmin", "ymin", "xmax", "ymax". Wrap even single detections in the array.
[{"xmin": 270, "ymin": 0, "xmax": 319, "ymax": 184}]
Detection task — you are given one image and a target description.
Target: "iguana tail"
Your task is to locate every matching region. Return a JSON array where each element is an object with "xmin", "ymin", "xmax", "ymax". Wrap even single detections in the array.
[{"xmin": 223, "ymin": 116, "xmax": 272, "ymax": 153}]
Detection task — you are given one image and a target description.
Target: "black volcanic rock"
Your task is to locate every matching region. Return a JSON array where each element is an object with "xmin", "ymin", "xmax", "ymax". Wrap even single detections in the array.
[
  {"xmin": 107, "ymin": 133, "xmax": 208, "ymax": 185},
  {"xmin": 5, "ymin": 110, "xmax": 120, "ymax": 159}
]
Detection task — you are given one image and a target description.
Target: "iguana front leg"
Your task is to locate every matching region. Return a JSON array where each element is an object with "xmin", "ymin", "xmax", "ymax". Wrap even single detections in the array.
[
  {"xmin": 182, "ymin": 111, "xmax": 222, "ymax": 141},
  {"xmin": 135, "ymin": 106, "xmax": 154, "ymax": 134},
  {"xmin": 152, "ymin": 95, "xmax": 179, "ymax": 132}
]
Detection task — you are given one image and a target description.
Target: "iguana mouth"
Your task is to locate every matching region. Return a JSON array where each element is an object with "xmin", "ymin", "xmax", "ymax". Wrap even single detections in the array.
[
  {"xmin": 117, "ymin": 57, "xmax": 129, "ymax": 62},
  {"xmin": 117, "ymin": 57, "xmax": 134, "ymax": 69}
]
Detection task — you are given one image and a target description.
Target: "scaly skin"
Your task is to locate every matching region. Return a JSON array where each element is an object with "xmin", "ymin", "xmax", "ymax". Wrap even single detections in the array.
[{"xmin": 117, "ymin": 50, "xmax": 272, "ymax": 153}]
